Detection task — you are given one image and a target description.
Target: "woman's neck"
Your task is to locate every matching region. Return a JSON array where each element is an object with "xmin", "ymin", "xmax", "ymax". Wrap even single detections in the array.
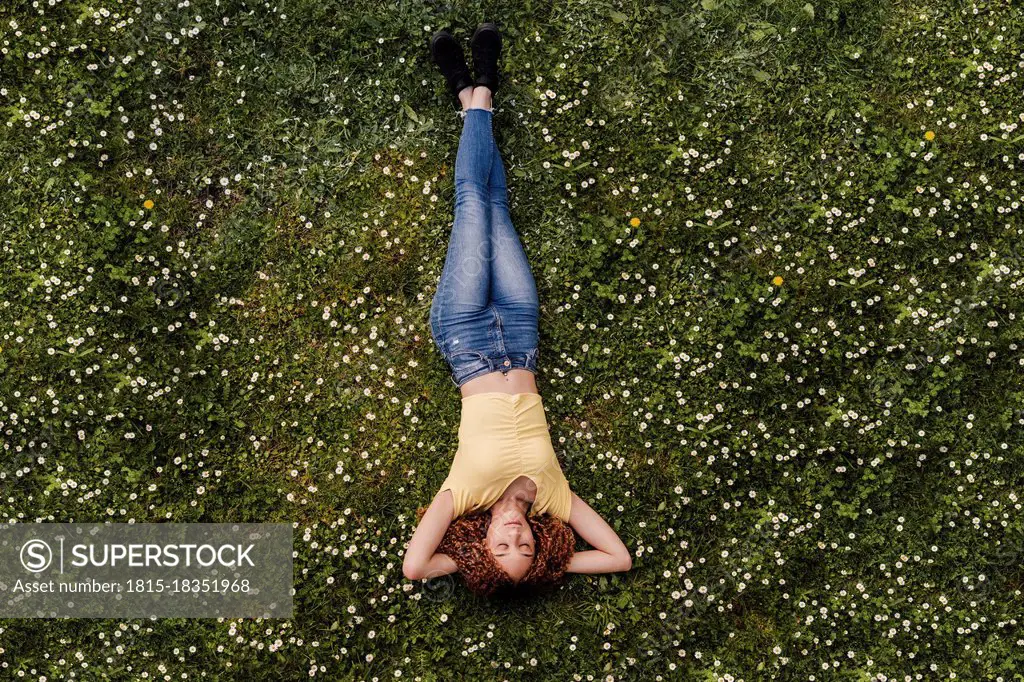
[{"xmin": 492, "ymin": 475, "xmax": 537, "ymax": 513}]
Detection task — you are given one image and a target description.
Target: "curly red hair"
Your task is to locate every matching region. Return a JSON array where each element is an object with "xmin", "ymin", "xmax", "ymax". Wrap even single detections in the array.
[{"xmin": 416, "ymin": 505, "xmax": 576, "ymax": 597}]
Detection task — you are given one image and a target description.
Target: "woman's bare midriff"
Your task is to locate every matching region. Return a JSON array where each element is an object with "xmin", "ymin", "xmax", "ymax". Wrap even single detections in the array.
[{"xmin": 460, "ymin": 368, "xmax": 538, "ymax": 397}]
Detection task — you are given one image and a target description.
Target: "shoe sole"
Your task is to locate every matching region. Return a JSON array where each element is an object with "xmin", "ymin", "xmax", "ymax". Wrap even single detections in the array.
[
  {"xmin": 471, "ymin": 22, "xmax": 502, "ymax": 91},
  {"xmin": 429, "ymin": 29, "xmax": 457, "ymax": 64},
  {"xmin": 430, "ymin": 29, "xmax": 474, "ymax": 97},
  {"xmin": 471, "ymin": 22, "xmax": 502, "ymax": 51}
]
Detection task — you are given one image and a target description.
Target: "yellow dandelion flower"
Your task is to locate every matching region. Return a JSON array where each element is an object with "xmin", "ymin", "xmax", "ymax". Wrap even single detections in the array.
[
  {"xmin": 772, "ymin": 276, "xmax": 784, "ymax": 286},
  {"xmin": 629, "ymin": 217, "xmax": 640, "ymax": 227},
  {"xmin": 143, "ymin": 199, "xmax": 155, "ymax": 209},
  {"xmin": 924, "ymin": 130, "xmax": 935, "ymax": 141}
]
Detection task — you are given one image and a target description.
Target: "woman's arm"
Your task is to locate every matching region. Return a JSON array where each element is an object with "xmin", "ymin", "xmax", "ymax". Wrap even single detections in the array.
[
  {"xmin": 402, "ymin": 489, "xmax": 459, "ymax": 580},
  {"xmin": 565, "ymin": 492, "xmax": 632, "ymax": 574}
]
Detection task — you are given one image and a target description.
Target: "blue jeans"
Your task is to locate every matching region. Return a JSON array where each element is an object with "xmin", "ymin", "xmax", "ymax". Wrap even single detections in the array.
[{"xmin": 429, "ymin": 108, "xmax": 540, "ymax": 388}]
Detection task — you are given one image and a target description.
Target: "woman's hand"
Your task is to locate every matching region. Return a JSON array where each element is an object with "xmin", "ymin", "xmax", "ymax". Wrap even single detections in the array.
[
  {"xmin": 403, "ymin": 489, "xmax": 459, "ymax": 580},
  {"xmin": 564, "ymin": 492, "xmax": 633, "ymax": 574}
]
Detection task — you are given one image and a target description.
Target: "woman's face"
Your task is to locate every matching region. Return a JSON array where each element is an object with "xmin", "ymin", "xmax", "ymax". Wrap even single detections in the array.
[{"xmin": 486, "ymin": 503, "xmax": 535, "ymax": 581}]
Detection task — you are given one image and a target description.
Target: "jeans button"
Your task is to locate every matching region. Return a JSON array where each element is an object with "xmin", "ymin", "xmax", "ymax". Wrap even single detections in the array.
[{"xmin": 503, "ymin": 359, "xmax": 511, "ymax": 367}]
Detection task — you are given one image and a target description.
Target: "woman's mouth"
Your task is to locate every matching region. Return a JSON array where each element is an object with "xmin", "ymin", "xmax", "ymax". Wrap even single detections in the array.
[{"xmin": 504, "ymin": 521, "xmax": 521, "ymax": 527}]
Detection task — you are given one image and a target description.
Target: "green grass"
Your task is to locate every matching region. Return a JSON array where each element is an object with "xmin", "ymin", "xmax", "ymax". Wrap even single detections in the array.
[{"xmin": 2, "ymin": 0, "xmax": 1024, "ymax": 679}]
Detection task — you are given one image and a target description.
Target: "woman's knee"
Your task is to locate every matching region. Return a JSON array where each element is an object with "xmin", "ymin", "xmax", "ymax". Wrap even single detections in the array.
[{"xmin": 454, "ymin": 176, "xmax": 490, "ymax": 200}]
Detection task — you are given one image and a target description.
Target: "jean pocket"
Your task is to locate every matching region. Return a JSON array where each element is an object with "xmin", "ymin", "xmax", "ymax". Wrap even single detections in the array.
[{"xmin": 447, "ymin": 349, "xmax": 489, "ymax": 378}]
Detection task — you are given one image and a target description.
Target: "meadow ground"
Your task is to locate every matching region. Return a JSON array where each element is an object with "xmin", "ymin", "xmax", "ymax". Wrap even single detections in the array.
[{"xmin": 1, "ymin": 0, "xmax": 1023, "ymax": 680}]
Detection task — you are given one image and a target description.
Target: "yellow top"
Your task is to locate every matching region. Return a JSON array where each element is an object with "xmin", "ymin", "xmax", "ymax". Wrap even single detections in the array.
[{"xmin": 438, "ymin": 392, "xmax": 573, "ymax": 522}]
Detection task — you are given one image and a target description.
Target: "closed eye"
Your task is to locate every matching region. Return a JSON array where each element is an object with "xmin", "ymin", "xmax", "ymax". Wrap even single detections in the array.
[{"xmin": 494, "ymin": 542, "xmax": 534, "ymax": 557}]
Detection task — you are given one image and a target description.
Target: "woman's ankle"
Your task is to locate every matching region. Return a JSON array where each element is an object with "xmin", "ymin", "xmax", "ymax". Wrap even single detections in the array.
[
  {"xmin": 456, "ymin": 85, "xmax": 475, "ymax": 110},
  {"xmin": 469, "ymin": 85, "xmax": 492, "ymax": 111}
]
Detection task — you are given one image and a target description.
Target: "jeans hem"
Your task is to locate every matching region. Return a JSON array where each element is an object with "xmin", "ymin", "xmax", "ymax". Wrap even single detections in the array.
[{"xmin": 458, "ymin": 107, "xmax": 494, "ymax": 119}]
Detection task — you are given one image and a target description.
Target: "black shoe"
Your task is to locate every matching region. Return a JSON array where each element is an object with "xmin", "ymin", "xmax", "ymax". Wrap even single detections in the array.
[
  {"xmin": 470, "ymin": 22, "xmax": 502, "ymax": 93},
  {"xmin": 430, "ymin": 29, "xmax": 474, "ymax": 101}
]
